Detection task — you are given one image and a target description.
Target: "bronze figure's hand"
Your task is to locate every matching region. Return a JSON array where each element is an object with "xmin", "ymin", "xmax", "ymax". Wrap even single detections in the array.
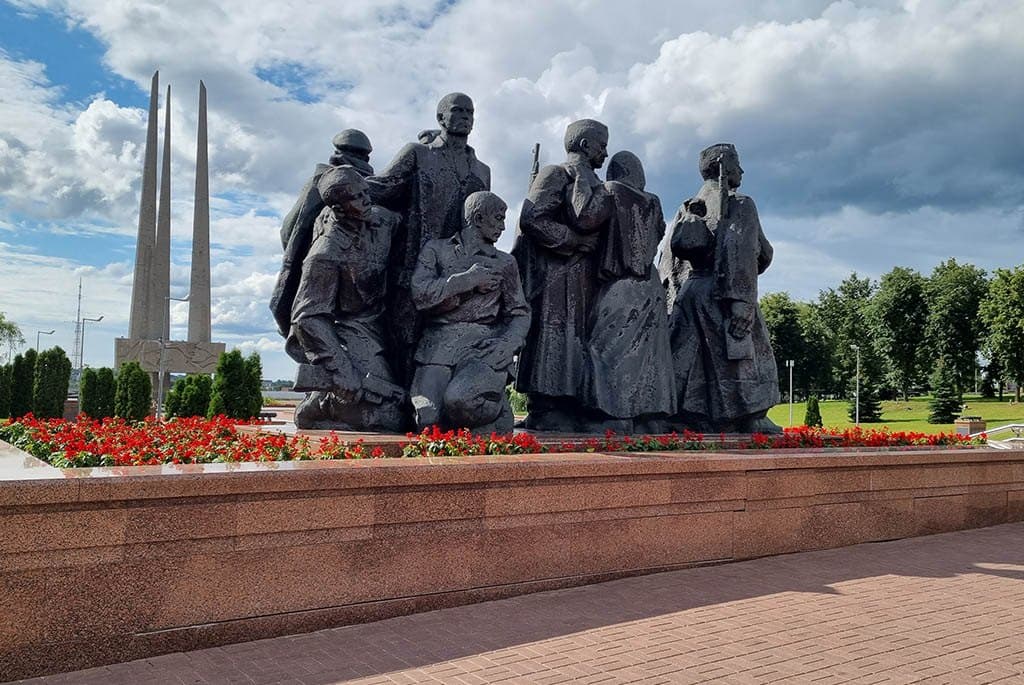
[{"xmin": 728, "ymin": 301, "xmax": 755, "ymax": 339}]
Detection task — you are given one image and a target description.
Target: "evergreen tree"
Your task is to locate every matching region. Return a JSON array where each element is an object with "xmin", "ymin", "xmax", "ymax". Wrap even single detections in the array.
[
  {"xmin": 32, "ymin": 346, "xmax": 71, "ymax": 419},
  {"xmin": 9, "ymin": 349, "xmax": 36, "ymax": 418},
  {"xmin": 929, "ymin": 359, "xmax": 962, "ymax": 424},
  {"xmin": 93, "ymin": 368, "xmax": 116, "ymax": 419},
  {"xmin": 208, "ymin": 350, "xmax": 253, "ymax": 419},
  {"xmin": 163, "ymin": 378, "xmax": 182, "ymax": 418},
  {"xmin": 847, "ymin": 373, "xmax": 883, "ymax": 423},
  {"xmin": 979, "ymin": 353, "xmax": 1001, "ymax": 399},
  {"xmin": 244, "ymin": 352, "xmax": 264, "ymax": 419},
  {"xmin": 803, "ymin": 395, "xmax": 823, "ymax": 427},
  {"xmin": 115, "ymin": 361, "xmax": 152, "ymax": 421},
  {"xmin": 79, "ymin": 368, "xmax": 98, "ymax": 416},
  {"xmin": 165, "ymin": 374, "xmax": 213, "ymax": 418},
  {"xmin": 0, "ymin": 364, "xmax": 11, "ymax": 418},
  {"xmin": 979, "ymin": 370, "xmax": 996, "ymax": 399}
]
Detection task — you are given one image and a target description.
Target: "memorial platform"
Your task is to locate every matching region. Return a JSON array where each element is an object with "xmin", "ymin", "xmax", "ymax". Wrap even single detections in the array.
[
  {"xmin": 2, "ymin": 438, "xmax": 1023, "ymax": 680},
  {"xmin": 17, "ymin": 522, "xmax": 1024, "ymax": 685}
]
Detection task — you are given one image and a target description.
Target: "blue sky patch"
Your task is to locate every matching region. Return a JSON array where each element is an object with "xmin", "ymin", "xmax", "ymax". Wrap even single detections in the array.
[
  {"xmin": 254, "ymin": 62, "xmax": 324, "ymax": 104},
  {"xmin": 0, "ymin": 3, "xmax": 145, "ymax": 108}
]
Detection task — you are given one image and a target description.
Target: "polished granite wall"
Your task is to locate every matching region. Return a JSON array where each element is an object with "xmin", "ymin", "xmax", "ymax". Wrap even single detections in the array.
[{"xmin": 2, "ymin": 441, "xmax": 1023, "ymax": 680}]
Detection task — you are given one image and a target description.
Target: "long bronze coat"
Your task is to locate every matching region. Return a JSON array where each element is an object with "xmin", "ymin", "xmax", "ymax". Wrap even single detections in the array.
[{"xmin": 669, "ymin": 182, "xmax": 780, "ymax": 423}]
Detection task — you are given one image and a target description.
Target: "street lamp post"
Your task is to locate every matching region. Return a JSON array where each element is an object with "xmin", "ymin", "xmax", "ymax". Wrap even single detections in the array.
[
  {"xmin": 156, "ymin": 294, "xmax": 190, "ymax": 420},
  {"xmin": 35, "ymin": 329, "xmax": 54, "ymax": 351},
  {"xmin": 786, "ymin": 360, "xmax": 795, "ymax": 426},
  {"xmin": 850, "ymin": 344, "xmax": 861, "ymax": 426},
  {"xmin": 79, "ymin": 316, "xmax": 104, "ymax": 370}
]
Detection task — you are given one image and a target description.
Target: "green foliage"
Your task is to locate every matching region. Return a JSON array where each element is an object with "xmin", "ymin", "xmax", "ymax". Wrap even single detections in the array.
[
  {"xmin": 31, "ymin": 346, "xmax": 71, "ymax": 419},
  {"xmin": 979, "ymin": 355, "xmax": 1003, "ymax": 400},
  {"xmin": 979, "ymin": 266, "xmax": 1024, "ymax": 402},
  {"xmin": 244, "ymin": 353, "xmax": 264, "ymax": 419},
  {"xmin": 818, "ymin": 274, "xmax": 885, "ymax": 395},
  {"xmin": 95, "ymin": 367, "xmax": 117, "ymax": 418},
  {"xmin": 9, "ymin": 349, "xmax": 36, "ymax": 418},
  {"xmin": 165, "ymin": 374, "xmax": 213, "ymax": 418},
  {"xmin": 0, "ymin": 364, "xmax": 11, "ymax": 418},
  {"xmin": 925, "ymin": 259, "xmax": 988, "ymax": 394},
  {"xmin": 928, "ymin": 359, "xmax": 962, "ymax": 424},
  {"xmin": 0, "ymin": 312, "xmax": 24, "ymax": 359},
  {"xmin": 847, "ymin": 373, "xmax": 883, "ymax": 423},
  {"xmin": 115, "ymin": 361, "xmax": 152, "ymax": 421},
  {"xmin": 870, "ymin": 267, "xmax": 929, "ymax": 400},
  {"xmin": 761, "ymin": 292, "xmax": 803, "ymax": 394},
  {"xmin": 81, "ymin": 367, "xmax": 116, "ymax": 418},
  {"xmin": 208, "ymin": 350, "xmax": 260, "ymax": 419},
  {"xmin": 760, "ymin": 293, "xmax": 834, "ymax": 398},
  {"xmin": 79, "ymin": 368, "xmax": 98, "ymax": 416},
  {"xmin": 803, "ymin": 395, "xmax": 822, "ymax": 427},
  {"xmin": 770, "ymin": 395, "xmax": 1024, "ymax": 434},
  {"xmin": 506, "ymin": 384, "xmax": 527, "ymax": 414},
  {"xmin": 795, "ymin": 302, "xmax": 833, "ymax": 397},
  {"xmin": 979, "ymin": 372, "xmax": 996, "ymax": 399}
]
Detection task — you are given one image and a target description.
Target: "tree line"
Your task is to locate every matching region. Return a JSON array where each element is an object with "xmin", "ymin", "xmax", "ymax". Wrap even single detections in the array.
[
  {"xmin": 0, "ymin": 347, "xmax": 72, "ymax": 420},
  {"xmin": 760, "ymin": 259, "xmax": 1024, "ymax": 422},
  {"xmin": 0, "ymin": 345, "xmax": 264, "ymax": 422}
]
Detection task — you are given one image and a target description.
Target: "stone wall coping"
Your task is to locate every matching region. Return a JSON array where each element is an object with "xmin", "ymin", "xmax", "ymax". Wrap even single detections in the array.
[{"xmin": 1, "ymin": 438, "xmax": 1017, "ymax": 507}]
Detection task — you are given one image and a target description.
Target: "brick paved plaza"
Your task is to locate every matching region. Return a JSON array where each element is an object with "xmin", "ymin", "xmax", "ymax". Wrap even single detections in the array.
[{"xmin": 17, "ymin": 523, "xmax": 1024, "ymax": 685}]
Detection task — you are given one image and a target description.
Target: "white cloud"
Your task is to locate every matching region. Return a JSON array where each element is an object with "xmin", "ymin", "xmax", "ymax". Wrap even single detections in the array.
[{"xmin": 2, "ymin": 0, "xmax": 1023, "ymax": 382}]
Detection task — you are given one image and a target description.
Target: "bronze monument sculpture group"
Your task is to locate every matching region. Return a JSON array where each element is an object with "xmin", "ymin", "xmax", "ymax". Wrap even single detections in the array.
[{"xmin": 271, "ymin": 93, "xmax": 781, "ymax": 434}]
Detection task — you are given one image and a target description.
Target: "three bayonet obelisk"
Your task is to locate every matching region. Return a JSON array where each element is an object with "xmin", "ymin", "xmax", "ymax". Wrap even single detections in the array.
[{"xmin": 117, "ymin": 72, "xmax": 224, "ymax": 383}]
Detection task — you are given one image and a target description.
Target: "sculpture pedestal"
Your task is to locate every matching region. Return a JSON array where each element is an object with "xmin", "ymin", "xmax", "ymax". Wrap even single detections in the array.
[
  {"xmin": 0, "ymin": 438, "xmax": 1018, "ymax": 680},
  {"xmin": 114, "ymin": 337, "xmax": 225, "ymax": 374}
]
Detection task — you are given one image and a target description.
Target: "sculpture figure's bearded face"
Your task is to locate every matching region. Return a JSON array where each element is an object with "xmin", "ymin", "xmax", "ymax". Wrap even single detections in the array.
[{"xmin": 438, "ymin": 95, "xmax": 474, "ymax": 136}]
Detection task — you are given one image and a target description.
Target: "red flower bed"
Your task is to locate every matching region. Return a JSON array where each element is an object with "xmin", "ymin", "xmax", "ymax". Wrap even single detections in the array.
[
  {"xmin": 740, "ymin": 424, "xmax": 976, "ymax": 450},
  {"xmin": 0, "ymin": 415, "xmax": 978, "ymax": 468},
  {"xmin": 0, "ymin": 414, "xmax": 313, "ymax": 467},
  {"xmin": 399, "ymin": 426, "xmax": 707, "ymax": 457}
]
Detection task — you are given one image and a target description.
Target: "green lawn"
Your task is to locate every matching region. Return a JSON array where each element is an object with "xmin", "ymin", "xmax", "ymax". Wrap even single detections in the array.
[{"xmin": 768, "ymin": 395, "xmax": 1024, "ymax": 434}]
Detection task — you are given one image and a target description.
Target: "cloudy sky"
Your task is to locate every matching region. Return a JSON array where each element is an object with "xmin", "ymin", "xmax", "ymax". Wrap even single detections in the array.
[{"xmin": 1, "ymin": 0, "xmax": 1022, "ymax": 380}]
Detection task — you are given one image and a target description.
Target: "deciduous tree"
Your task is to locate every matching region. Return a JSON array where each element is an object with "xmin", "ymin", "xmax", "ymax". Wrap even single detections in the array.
[
  {"xmin": 925, "ymin": 259, "xmax": 987, "ymax": 394},
  {"xmin": 761, "ymin": 292, "xmax": 804, "ymax": 396},
  {"xmin": 870, "ymin": 267, "xmax": 929, "ymax": 401},
  {"xmin": 818, "ymin": 274, "xmax": 886, "ymax": 415},
  {"xmin": 0, "ymin": 312, "xmax": 24, "ymax": 363},
  {"xmin": 979, "ymin": 266, "xmax": 1024, "ymax": 402}
]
